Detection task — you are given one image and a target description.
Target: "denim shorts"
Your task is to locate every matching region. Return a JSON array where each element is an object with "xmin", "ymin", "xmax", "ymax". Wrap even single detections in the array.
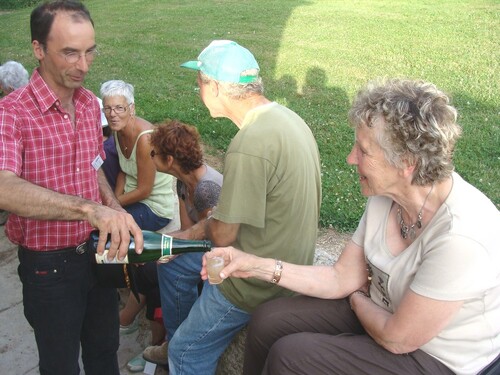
[{"xmin": 124, "ymin": 201, "xmax": 171, "ymax": 231}]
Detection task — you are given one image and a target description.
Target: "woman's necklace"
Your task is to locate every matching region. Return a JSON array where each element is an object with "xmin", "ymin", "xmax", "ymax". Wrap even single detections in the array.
[
  {"xmin": 119, "ymin": 117, "xmax": 135, "ymax": 156},
  {"xmin": 397, "ymin": 183, "xmax": 434, "ymax": 240},
  {"xmin": 118, "ymin": 132, "xmax": 129, "ymax": 156}
]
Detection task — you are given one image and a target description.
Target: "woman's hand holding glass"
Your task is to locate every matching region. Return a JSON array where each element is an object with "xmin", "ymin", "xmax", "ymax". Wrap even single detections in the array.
[{"xmin": 201, "ymin": 247, "xmax": 261, "ymax": 283}]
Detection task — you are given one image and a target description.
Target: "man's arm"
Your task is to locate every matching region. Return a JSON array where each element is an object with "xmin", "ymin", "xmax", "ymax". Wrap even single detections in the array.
[
  {"xmin": 0, "ymin": 170, "xmax": 143, "ymax": 259},
  {"xmin": 206, "ymin": 218, "xmax": 239, "ymax": 246},
  {"xmin": 0, "ymin": 170, "xmax": 99, "ymax": 220},
  {"xmin": 172, "ymin": 215, "xmax": 239, "ymax": 246}
]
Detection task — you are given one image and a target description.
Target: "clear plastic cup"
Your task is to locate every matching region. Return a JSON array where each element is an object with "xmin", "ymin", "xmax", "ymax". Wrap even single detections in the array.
[{"xmin": 207, "ymin": 256, "xmax": 225, "ymax": 285}]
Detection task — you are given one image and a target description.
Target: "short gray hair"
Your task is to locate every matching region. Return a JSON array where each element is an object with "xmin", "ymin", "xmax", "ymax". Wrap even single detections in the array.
[
  {"xmin": 199, "ymin": 70, "xmax": 264, "ymax": 100},
  {"xmin": 100, "ymin": 80, "xmax": 135, "ymax": 104},
  {"xmin": 0, "ymin": 61, "xmax": 29, "ymax": 92},
  {"xmin": 348, "ymin": 78, "xmax": 462, "ymax": 185}
]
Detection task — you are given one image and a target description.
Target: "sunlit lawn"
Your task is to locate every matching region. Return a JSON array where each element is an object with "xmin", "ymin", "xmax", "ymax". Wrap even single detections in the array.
[{"xmin": 1, "ymin": 0, "xmax": 498, "ymax": 231}]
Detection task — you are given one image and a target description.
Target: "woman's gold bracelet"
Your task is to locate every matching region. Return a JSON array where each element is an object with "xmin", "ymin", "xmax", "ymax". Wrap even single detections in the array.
[{"xmin": 271, "ymin": 259, "xmax": 283, "ymax": 284}]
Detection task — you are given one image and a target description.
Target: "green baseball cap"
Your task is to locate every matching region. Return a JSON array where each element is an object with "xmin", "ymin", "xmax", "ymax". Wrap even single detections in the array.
[{"xmin": 181, "ymin": 40, "xmax": 260, "ymax": 84}]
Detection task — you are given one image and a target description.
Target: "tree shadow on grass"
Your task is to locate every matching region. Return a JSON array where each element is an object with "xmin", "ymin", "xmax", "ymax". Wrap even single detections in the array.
[{"xmin": 268, "ymin": 67, "xmax": 362, "ymax": 230}]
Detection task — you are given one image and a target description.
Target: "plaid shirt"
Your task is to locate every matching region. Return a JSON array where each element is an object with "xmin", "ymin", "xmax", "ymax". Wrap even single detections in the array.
[{"xmin": 0, "ymin": 69, "xmax": 105, "ymax": 250}]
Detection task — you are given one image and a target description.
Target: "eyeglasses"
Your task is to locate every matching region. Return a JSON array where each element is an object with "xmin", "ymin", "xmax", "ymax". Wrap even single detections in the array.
[
  {"xmin": 46, "ymin": 48, "xmax": 99, "ymax": 64},
  {"xmin": 102, "ymin": 104, "xmax": 130, "ymax": 115}
]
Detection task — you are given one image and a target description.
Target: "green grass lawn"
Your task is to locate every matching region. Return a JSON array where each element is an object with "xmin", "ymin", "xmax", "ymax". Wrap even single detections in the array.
[{"xmin": 1, "ymin": 0, "xmax": 498, "ymax": 231}]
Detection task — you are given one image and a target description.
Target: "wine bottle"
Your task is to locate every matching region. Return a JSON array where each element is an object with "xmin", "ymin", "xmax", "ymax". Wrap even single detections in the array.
[{"xmin": 88, "ymin": 230, "xmax": 212, "ymax": 264}]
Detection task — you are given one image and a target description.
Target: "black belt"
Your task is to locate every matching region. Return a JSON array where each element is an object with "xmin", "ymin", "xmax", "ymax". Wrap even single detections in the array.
[{"xmin": 19, "ymin": 241, "xmax": 88, "ymax": 255}]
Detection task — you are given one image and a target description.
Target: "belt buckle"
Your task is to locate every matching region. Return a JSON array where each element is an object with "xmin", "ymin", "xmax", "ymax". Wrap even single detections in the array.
[{"xmin": 76, "ymin": 242, "xmax": 87, "ymax": 255}]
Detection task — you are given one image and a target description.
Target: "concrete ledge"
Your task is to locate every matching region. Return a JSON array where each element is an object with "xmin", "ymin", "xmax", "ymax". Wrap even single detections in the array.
[{"xmin": 216, "ymin": 327, "xmax": 247, "ymax": 375}]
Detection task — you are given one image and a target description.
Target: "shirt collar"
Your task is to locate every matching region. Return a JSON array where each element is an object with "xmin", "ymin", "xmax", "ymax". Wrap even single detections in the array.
[{"xmin": 29, "ymin": 68, "xmax": 94, "ymax": 113}]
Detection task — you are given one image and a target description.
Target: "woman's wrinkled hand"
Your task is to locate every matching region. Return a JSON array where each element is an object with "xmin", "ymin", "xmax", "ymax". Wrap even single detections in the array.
[{"xmin": 200, "ymin": 246, "xmax": 257, "ymax": 281}]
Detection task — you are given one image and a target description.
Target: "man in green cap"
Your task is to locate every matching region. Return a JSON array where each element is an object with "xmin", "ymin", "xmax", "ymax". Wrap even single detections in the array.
[{"xmin": 146, "ymin": 40, "xmax": 322, "ymax": 374}]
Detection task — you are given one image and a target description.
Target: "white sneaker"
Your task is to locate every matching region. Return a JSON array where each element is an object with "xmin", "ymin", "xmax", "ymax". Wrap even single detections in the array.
[{"xmin": 127, "ymin": 352, "xmax": 146, "ymax": 372}]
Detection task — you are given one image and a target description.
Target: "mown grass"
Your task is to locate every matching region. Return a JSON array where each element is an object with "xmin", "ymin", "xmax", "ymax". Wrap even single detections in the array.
[
  {"xmin": 0, "ymin": 0, "xmax": 38, "ymax": 10},
  {"xmin": 1, "ymin": 0, "xmax": 498, "ymax": 231}
]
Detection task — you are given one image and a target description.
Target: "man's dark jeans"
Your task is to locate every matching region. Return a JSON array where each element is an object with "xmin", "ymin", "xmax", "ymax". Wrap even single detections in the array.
[{"xmin": 18, "ymin": 245, "xmax": 120, "ymax": 375}]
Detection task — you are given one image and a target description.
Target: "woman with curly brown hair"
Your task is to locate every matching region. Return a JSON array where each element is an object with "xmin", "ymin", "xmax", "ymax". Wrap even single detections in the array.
[
  {"xmin": 150, "ymin": 120, "xmax": 222, "ymax": 230},
  {"xmin": 142, "ymin": 120, "xmax": 223, "ymax": 365}
]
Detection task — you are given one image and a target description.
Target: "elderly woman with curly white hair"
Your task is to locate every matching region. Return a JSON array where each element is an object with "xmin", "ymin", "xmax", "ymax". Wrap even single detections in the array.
[
  {"xmin": 203, "ymin": 78, "xmax": 500, "ymax": 375},
  {"xmin": 0, "ymin": 60, "xmax": 29, "ymax": 225},
  {"xmin": 0, "ymin": 60, "xmax": 29, "ymax": 96}
]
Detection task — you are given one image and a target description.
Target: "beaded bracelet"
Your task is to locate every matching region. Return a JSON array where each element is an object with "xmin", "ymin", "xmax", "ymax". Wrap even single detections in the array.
[
  {"xmin": 271, "ymin": 259, "xmax": 283, "ymax": 284},
  {"xmin": 123, "ymin": 264, "xmax": 131, "ymax": 289}
]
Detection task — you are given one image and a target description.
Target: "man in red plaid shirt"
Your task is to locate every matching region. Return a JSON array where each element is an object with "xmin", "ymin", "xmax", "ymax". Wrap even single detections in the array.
[{"xmin": 0, "ymin": 1, "xmax": 143, "ymax": 374}]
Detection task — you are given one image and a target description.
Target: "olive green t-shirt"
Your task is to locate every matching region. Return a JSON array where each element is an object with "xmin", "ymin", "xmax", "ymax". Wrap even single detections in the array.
[{"xmin": 214, "ymin": 102, "xmax": 322, "ymax": 312}]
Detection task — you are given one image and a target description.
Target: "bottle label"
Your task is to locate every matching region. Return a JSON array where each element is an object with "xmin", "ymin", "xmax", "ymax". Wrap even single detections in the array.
[
  {"xmin": 95, "ymin": 251, "xmax": 129, "ymax": 264},
  {"xmin": 159, "ymin": 234, "xmax": 173, "ymax": 262}
]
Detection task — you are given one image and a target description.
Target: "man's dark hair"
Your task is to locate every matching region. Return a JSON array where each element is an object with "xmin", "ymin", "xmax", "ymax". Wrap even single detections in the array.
[{"xmin": 30, "ymin": 1, "xmax": 94, "ymax": 45}]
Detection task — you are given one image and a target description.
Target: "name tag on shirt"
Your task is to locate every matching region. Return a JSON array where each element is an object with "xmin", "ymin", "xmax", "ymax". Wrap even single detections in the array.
[{"xmin": 92, "ymin": 155, "xmax": 104, "ymax": 171}]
